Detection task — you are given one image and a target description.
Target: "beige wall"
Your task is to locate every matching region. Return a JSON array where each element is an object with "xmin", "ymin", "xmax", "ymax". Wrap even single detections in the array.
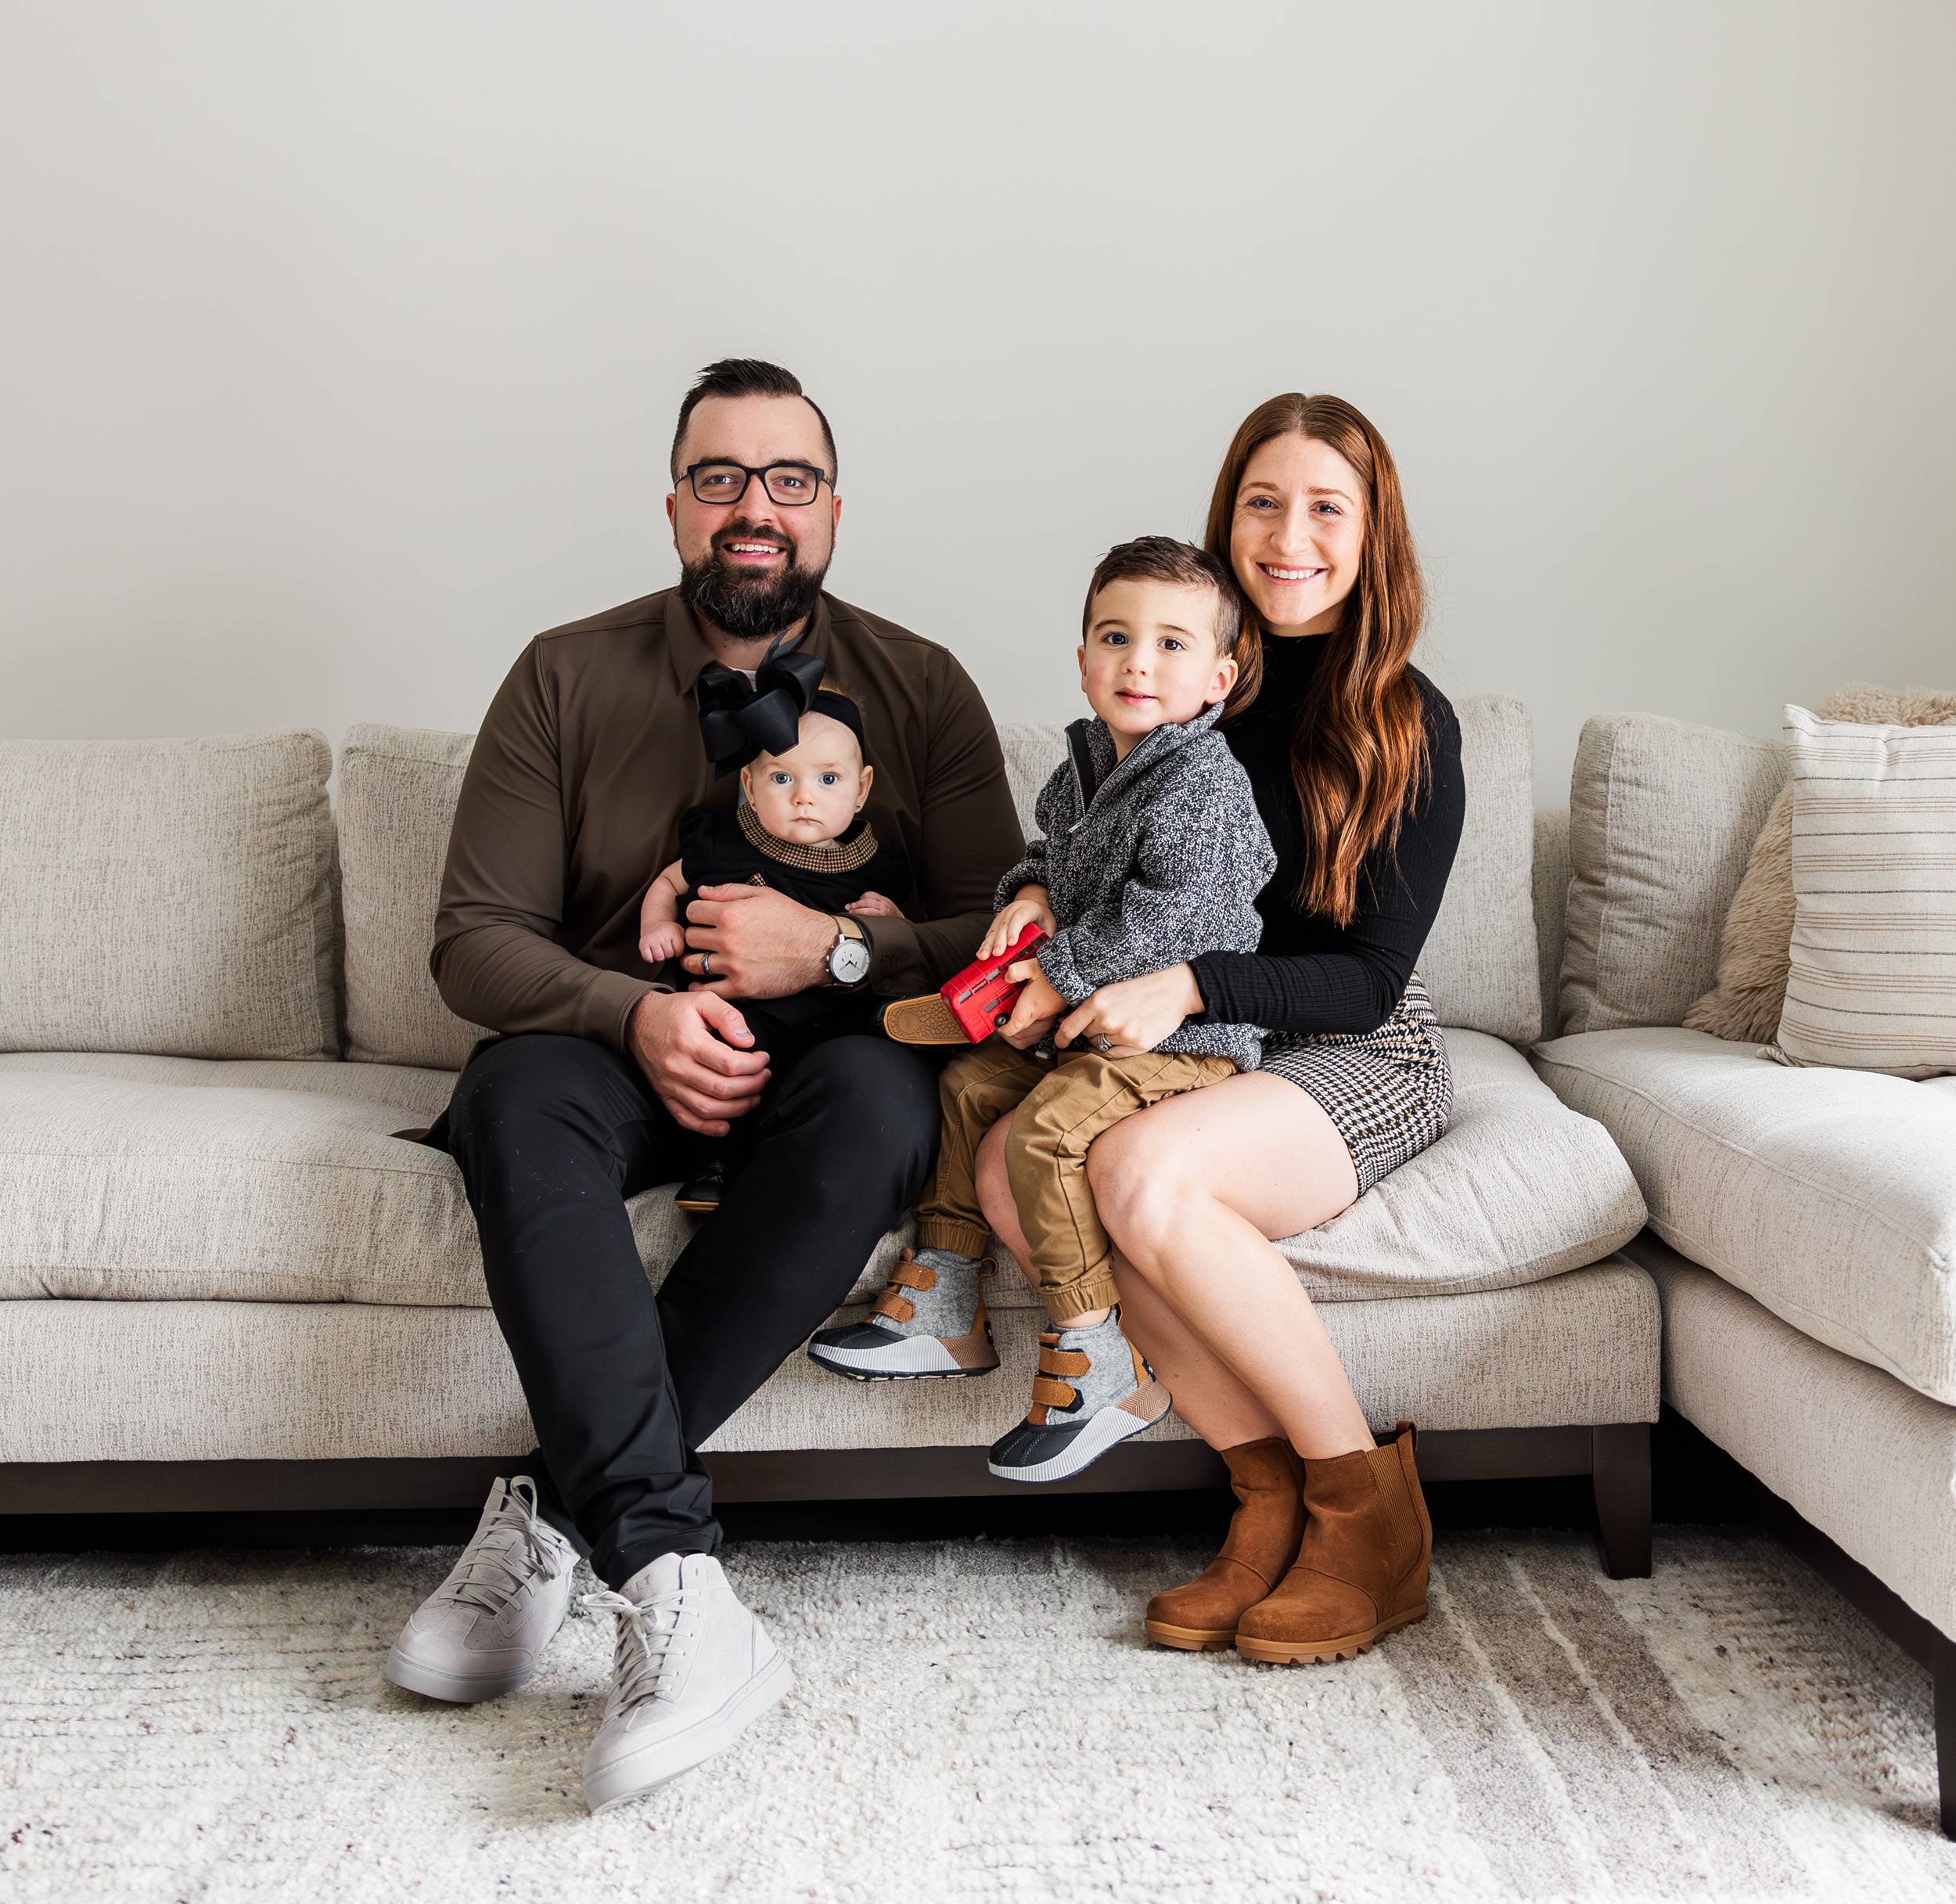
[{"xmin": 2, "ymin": 4, "xmax": 1950, "ymax": 801}]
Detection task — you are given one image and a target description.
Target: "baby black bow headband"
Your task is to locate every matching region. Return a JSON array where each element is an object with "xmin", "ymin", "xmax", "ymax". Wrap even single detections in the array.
[{"xmin": 695, "ymin": 636, "xmax": 866, "ymax": 777}]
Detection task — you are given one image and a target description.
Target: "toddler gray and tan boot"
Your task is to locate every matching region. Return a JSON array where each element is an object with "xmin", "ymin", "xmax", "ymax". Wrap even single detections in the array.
[
  {"xmin": 805, "ymin": 1247, "xmax": 1000, "ymax": 1381},
  {"xmin": 987, "ymin": 1310, "xmax": 1171, "ymax": 1484}
]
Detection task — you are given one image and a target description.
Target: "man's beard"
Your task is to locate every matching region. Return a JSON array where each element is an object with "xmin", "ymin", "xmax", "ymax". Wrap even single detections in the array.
[{"xmin": 678, "ymin": 521, "xmax": 830, "ymax": 646}]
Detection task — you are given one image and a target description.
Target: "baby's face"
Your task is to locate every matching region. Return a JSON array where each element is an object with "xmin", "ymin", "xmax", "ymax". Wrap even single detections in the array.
[{"xmin": 740, "ymin": 710, "xmax": 872, "ymax": 848}]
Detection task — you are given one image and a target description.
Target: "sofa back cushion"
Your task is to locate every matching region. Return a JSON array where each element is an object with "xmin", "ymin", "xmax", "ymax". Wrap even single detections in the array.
[
  {"xmin": 0, "ymin": 731, "xmax": 338, "ymax": 1060},
  {"xmin": 994, "ymin": 695, "xmax": 1541, "ymax": 1042},
  {"xmin": 1560, "ymin": 713, "xmax": 1786, "ymax": 1035},
  {"xmin": 337, "ymin": 725, "xmax": 485, "ymax": 1071}
]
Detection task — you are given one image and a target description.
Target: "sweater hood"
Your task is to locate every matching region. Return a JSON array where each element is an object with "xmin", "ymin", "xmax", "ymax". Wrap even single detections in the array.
[{"xmin": 1070, "ymin": 698, "xmax": 1231, "ymax": 821}]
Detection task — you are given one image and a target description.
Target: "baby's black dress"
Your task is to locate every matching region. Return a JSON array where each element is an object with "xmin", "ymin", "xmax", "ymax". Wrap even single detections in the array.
[{"xmin": 669, "ymin": 801, "xmax": 911, "ymax": 1071}]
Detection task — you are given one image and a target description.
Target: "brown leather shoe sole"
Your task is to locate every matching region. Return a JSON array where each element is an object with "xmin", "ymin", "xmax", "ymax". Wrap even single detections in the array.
[
  {"xmin": 673, "ymin": 1194, "xmax": 721, "ymax": 1213},
  {"xmin": 1143, "ymin": 1618, "xmax": 1238, "ymax": 1653},
  {"xmin": 1234, "ymin": 1602, "xmax": 1428, "ymax": 1665},
  {"xmin": 881, "ymin": 995, "xmax": 969, "ymax": 1045}
]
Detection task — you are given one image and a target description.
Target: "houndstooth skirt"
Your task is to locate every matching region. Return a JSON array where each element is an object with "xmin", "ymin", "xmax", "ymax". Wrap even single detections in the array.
[{"xmin": 1257, "ymin": 972, "xmax": 1452, "ymax": 1193}]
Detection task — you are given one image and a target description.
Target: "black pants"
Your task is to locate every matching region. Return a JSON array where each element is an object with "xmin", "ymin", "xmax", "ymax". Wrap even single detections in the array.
[{"xmin": 442, "ymin": 1028, "xmax": 940, "ymax": 1588}]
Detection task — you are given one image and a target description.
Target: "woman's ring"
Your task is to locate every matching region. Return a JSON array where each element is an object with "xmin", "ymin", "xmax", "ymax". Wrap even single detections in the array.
[
  {"xmin": 1092, "ymin": 1034, "xmax": 1113, "ymax": 1054},
  {"xmin": 699, "ymin": 952, "xmax": 712, "ymax": 979}
]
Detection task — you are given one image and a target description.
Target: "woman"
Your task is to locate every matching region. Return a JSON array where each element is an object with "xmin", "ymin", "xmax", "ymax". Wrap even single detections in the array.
[{"xmin": 978, "ymin": 393, "xmax": 1464, "ymax": 1665}]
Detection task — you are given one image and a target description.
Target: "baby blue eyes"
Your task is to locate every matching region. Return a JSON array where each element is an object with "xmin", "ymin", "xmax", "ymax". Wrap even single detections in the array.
[{"xmin": 819, "ymin": 773, "xmax": 840, "ymax": 786}]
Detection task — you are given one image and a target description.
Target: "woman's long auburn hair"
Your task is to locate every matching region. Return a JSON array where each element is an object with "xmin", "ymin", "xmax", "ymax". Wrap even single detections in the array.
[{"xmin": 1204, "ymin": 394, "xmax": 1428, "ymax": 927}]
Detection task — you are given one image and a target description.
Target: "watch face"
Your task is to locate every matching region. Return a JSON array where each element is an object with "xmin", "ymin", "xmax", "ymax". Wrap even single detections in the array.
[{"xmin": 830, "ymin": 936, "xmax": 872, "ymax": 984}]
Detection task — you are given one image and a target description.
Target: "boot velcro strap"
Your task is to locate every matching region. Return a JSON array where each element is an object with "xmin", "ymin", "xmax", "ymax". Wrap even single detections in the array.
[
  {"xmin": 1031, "ymin": 1375, "xmax": 1077, "ymax": 1409},
  {"xmin": 1038, "ymin": 1345, "xmax": 1091, "ymax": 1378},
  {"xmin": 887, "ymin": 1258, "xmax": 937, "ymax": 1292},
  {"xmin": 872, "ymin": 1289, "xmax": 917, "ymax": 1323}
]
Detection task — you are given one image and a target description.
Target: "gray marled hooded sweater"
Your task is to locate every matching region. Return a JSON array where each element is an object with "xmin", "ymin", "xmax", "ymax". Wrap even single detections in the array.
[{"xmin": 998, "ymin": 702, "xmax": 1276, "ymax": 1068}]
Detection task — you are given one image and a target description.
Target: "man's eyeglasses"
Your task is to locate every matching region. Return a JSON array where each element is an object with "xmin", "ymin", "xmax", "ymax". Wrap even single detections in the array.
[{"xmin": 681, "ymin": 462, "xmax": 830, "ymax": 508}]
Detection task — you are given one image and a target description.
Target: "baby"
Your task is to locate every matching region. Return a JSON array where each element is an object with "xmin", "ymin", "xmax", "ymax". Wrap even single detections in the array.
[
  {"xmin": 808, "ymin": 537, "xmax": 1277, "ymax": 1485},
  {"xmin": 641, "ymin": 668, "xmax": 908, "ymax": 1212}
]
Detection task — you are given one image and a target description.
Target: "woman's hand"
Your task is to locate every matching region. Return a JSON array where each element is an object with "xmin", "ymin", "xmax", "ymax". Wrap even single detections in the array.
[
  {"xmin": 978, "ymin": 887, "xmax": 1057, "ymax": 960},
  {"xmin": 1056, "ymin": 963, "xmax": 1204, "ymax": 1057},
  {"xmin": 998, "ymin": 959, "xmax": 1066, "ymax": 1049}
]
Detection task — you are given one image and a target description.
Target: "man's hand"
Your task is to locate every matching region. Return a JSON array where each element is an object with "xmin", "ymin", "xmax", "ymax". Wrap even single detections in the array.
[
  {"xmin": 1055, "ymin": 963, "xmax": 1203, "ymax": 1057},
  {"xmin": 681, "ymin": 884, "xmax": 838, "ymax": 999},
  {"xmin": 998, "ymin": 959, "xmax": 1068, "ymax": 1049},
  {"xmin": 627, "ymin": 989, "xmax": 770, "ymax": 1136}
]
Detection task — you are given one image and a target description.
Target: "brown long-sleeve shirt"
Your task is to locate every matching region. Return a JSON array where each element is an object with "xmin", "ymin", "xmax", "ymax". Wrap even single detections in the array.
[{"xmin": 431, "ymin": 586, "xmax": 1023, "ymax": 1050}]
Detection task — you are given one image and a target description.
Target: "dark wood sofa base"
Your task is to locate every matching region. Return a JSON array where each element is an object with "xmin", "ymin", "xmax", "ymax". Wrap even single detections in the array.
[{"xmin": 0, "ymin": 1421, "xmax": 1653, "ymax": 1579}]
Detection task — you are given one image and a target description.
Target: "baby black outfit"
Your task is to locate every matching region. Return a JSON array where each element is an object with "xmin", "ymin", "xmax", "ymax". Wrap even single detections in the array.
[{"xmin": 667, "ymin": 800, "xmax": 911, "ymax": 1073}]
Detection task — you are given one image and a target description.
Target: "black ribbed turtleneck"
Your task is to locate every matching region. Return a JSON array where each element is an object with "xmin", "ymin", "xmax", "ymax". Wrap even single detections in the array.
[{"xmin": 1189, "ymin": 632, "xmax": 1465, "ymax": 1036}]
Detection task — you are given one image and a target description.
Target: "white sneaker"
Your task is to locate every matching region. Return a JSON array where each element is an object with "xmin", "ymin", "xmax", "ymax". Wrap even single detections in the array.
[
  {"xmin": 384, "ymin": 1475, "xmax": 578, "ymax": 1703},
  {"xmin": 580, "ymin": 1553, "xmax": 794, "ymax": 1812}
]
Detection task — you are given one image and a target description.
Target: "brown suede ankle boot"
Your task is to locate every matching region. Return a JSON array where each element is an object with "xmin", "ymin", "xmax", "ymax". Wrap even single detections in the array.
[
  {"xmin": 1144, "ymin": 1438, "xmax": 1306, "ymax": 1652},
  {"xmin": 1235, "ymin": 1421, "xmax": 1431, "ymax": 1665}
]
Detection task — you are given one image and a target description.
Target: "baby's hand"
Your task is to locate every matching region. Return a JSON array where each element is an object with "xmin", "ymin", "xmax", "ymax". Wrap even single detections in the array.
[
  {"xmin": 638, "ymin": 923, "xmax": 686, "ymax": 965},
  {"xmin": 846, "ymin": 891, "xmax": 904, "ymax": 920},
  {"xmin": 979, "ymin": 890, "xmax": 1057, "ymax": 961}
]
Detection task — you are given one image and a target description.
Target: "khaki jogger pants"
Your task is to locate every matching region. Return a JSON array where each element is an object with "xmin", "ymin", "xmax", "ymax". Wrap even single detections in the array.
[{"xmin": 914, "ymin": 1043, "xmax": 1237, "ymax": 1322}]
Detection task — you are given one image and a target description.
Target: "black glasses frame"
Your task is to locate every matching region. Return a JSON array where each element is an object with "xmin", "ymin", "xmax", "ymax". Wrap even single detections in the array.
[{"xmin": 680, "ymin": 461, "xmax": 832, "ymax": 508}]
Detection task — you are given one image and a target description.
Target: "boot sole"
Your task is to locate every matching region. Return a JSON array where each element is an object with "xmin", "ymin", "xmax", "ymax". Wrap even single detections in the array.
[
  {"xmin": 1144, "ymin": 1619, "xmax": 1238, "ymax": 1653},
  {"xmin": 806, "ymin": 1362, "xmax": 998, "ymax": 1383},
  {"xmin": 880, "ymin": 995, "xmax": 971, "ymax": 1045},
  {"xmin": 673, "ymin": 1198, "xmax": 721, "ymax": 1213},
  {"xmin": 1234, "ymin": 1602, "xmax": 1428, "ymax": 1665}
]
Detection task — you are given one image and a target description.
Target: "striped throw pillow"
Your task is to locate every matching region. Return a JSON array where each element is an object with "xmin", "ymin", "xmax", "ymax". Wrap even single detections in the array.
[{"xmin": 1775, "ymin": 704, "xmax": 1956, "ymax": 1078}]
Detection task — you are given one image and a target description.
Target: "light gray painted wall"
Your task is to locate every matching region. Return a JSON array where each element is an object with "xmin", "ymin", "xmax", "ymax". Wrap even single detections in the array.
[{"xmin": 2, "ymin": 4, "xmax": 1950, "ymax": 801}]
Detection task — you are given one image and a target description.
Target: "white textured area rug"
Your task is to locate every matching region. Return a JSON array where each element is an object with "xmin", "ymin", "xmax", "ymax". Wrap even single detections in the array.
[{"xmin": 1, "ymin": 1528, "xmax": 1951, "ymax": 1903}]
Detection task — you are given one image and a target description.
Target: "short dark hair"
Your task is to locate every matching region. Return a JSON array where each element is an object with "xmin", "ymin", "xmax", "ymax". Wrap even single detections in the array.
[
  {"xmin": 1082, "ymin": 536, "xmax": 1244, "ymax": 657},
  {"xmin": 669, "ymin": 358, "xmax": 839, "ymax": 486}
]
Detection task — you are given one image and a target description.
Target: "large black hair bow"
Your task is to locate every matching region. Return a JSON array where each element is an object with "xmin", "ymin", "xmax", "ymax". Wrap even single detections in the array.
[{"xmin": 696, "ymin": 639, "xmax": 829, "ymax": 777}]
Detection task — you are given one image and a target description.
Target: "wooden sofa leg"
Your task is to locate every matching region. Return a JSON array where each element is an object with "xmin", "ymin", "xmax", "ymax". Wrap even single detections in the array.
[
  {"xmin": 1936, "ymin": 1633, "xmax": 1955, "ymax": 1839},
  {"xmin": 1591, "ymin": 1423, "xmax": 1652, "ymax": 1579}
]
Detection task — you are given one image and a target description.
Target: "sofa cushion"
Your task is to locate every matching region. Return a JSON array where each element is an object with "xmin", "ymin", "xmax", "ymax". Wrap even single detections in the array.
[
  {"xmin": 963, "ymin": 1031, "xmax": 1645, "ymax": 1309},
  {"xmin": 1534, "ymin": 1026, "xmax": 1956, "ymax": 1404},
  {"xmin": 0, "ymin": 1053, "xmax": 908, "ymax": 1308},
  {"xmin": 1561, "ymin": 714, "xmax": 1785, "ymax": 1034},
  {"xmin": 0, "ymin": 730, "xmax": 339, "ymax": 1061},
  {"xmin": 996, "ymin": 698, "xmax": 1542, "ymax": 1042},
  {"xmin": 337, "ymin": 725, "xmax": 485, "ymax": 1071},
  {"xmin": 0, "ymin": 1258, "xmax": 1659, "ymax": 1463}
]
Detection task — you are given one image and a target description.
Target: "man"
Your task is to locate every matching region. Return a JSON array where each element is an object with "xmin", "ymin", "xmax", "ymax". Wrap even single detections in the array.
[{"xmin": 382, "ymin": 359, "xmax": 1022, "ymax": 1812}]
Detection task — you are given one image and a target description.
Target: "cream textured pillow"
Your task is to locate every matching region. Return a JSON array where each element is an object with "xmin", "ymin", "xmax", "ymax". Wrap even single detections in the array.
[
  {"xmin": 0, "ymin": 730, "xmax": 339, "ymax": 1060},
  {"xmin": 1685, "ymin": 683, "xmax": 1956, "ymax": 1042},
  {"xmin": 1774, "ymin": 705, "xmax": 1956, "ymax": 1078}
]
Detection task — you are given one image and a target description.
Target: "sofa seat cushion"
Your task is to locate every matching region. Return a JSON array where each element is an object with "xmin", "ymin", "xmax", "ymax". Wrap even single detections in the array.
[
  {"xmin": 962, "ymin": 1031, "xmax": 1645, "ymax": 1308},
  {"xmin": 1534, "ymin": 1026, "xmax": 1956, "ymax": 1404},
  {"xmin": 0, "ymin": 1053, "xmax": 908, "ymax": 1308}
]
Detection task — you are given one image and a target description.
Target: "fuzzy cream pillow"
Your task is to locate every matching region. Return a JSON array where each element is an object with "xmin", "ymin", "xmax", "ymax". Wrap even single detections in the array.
[{"xmin": 1684, "ymin": 682, "xmax": 1956, "ymax": 1042}]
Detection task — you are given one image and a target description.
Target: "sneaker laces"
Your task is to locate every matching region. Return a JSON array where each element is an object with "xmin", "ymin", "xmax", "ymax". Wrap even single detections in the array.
[
  {"xmin": 442, "ymin": 1477, "xmax": 567, "ymax": 1617},
  {"xmin": 580, "ymin": 1586, "xmax": 685, "ymax": 1720}
]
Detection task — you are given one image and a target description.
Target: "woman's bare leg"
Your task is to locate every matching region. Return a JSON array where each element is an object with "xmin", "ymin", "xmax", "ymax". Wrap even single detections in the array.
[
  {"xmin": 1087, "ymin": 1072, "xmax": 1375, "ymax": 1461},
  {"xmin": 974, "ymin": 1096, "xmax": 1354, "ymax": 1452}
]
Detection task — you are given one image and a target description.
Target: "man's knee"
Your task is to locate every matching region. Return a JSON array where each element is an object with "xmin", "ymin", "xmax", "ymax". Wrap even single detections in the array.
[
  {"xmin": 772, "ymin": 1035, "xmax": 939, "ymax": 1135},
  {"xmin": 448, "ymin": 1034, "xmax": 638, "ymax": 1167}
]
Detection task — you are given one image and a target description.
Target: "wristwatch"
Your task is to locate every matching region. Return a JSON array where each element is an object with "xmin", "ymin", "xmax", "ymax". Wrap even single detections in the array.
[{"xmin": 822, "ymin": 915, "xmax": 872, "ymax": 988}]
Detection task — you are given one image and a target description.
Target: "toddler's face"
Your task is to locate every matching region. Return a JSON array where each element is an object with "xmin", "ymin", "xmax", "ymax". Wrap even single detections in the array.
[
  {"xmin": 1077, "ymin": 578, "xmax": 1238, "ymax": 755},
  {"xmin": 740, "ymin": 710, "xmax": 872, "ymax": 847}
]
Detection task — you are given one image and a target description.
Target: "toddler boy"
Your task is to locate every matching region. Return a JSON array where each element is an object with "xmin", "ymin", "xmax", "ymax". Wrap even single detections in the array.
[{"xmin": 808, "ymin": 538, "xmax": 1276, "ymax": 1484}]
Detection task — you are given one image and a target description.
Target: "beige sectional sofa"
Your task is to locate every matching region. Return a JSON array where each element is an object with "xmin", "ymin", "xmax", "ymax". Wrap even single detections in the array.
[
  {"xmin": 0, "ymin": 699, "xmax": 1654, "ymax": 1570},
  {"xmin": 1528, "ymin": 711, "xmax": 1956, "ymax": 1834}
]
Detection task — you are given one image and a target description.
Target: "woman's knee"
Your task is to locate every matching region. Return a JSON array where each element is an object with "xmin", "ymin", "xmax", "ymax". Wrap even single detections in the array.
[{"xmin": 1085, "ymin": 1118, "xmax": 1199, "ymax": 1263}]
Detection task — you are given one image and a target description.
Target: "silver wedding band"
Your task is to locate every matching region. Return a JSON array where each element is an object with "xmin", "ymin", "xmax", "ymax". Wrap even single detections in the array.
[
  {"xmin": 1092, "ymin": 1035, "xmax": 1113, "ymax": 1054},
  {"xmin": 699, "ymin": 952, "xmax": 712, "ymax": 978}
]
